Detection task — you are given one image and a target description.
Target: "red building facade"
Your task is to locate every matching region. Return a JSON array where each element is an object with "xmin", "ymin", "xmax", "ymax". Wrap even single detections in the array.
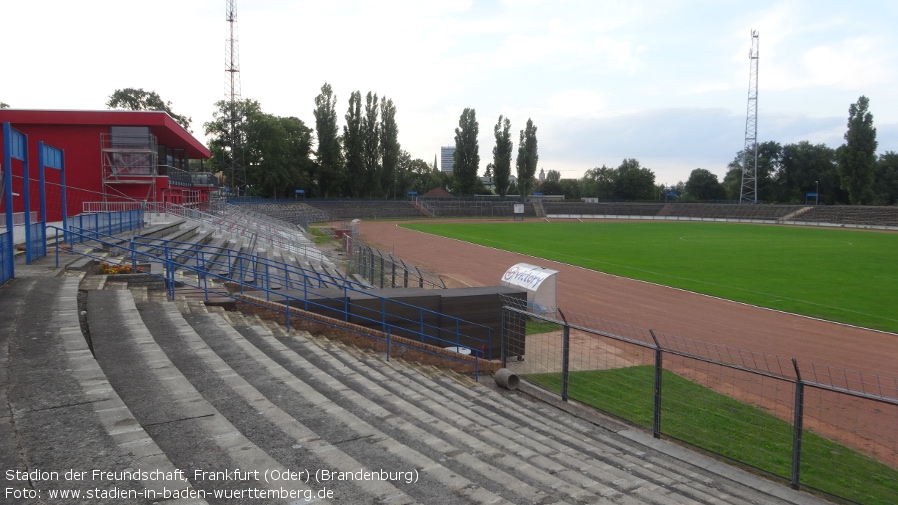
[{"xmin": 0, "ymin": 109, "xmax": 214, "ymax": 222}]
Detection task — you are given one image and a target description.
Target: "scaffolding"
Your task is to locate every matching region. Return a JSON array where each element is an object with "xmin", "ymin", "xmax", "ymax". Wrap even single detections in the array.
[{"xmin": 100, "ymin": 131, "xmax": 159, "ymax": 203}]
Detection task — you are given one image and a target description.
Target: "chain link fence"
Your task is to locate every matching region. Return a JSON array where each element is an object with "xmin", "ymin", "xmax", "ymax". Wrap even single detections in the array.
[{"xmin": 500, "ymin": 295, "xmax": 898, "ymax": 505}]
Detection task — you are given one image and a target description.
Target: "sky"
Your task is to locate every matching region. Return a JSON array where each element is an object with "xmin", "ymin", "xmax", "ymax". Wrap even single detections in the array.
[{"xmin": 3, "ymin": 0, "xmax": 898, "ymax": 186}]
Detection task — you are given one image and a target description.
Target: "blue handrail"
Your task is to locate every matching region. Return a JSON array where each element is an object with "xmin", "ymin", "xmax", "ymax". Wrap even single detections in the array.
[{"xmin": 50, "ymin": 226, "xmax": 490, "ymax": 373}]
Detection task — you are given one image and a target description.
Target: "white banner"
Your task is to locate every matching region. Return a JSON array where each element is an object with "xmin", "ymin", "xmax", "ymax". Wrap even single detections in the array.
[{"xmin": 500, "ymin": 263, "xmax": 558, "ymax": 311}]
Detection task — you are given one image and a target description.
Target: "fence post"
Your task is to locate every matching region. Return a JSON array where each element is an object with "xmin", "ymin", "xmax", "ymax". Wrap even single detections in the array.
[
  {"xmin": 382, "ymin": 298, "xmax": 387, "ymax": 333},
  {"xmin": 500, "ymin": 307, "xmax": 507, "ymax": 368},
  {"xmin": 650, "ymin": 330, "xmax": 663, "ymax": 439},
  {"xmin": 265, "ymin": 262, "xmax": 270, "ymax": 302},
  {"xmin": 560, "ymin": 309, "xmax": 570, "ymax": 402},
  {"xmin": 791, "ymin": 358, "xmax": 805, "ymax": 490},
  {"xmin": 202, "ymin": 251, "xmax": 209, "ymax": 302}
]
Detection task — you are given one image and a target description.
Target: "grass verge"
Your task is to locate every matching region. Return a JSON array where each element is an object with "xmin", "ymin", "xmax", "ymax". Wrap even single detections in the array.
[{"xmin": 526, "ymin": 366, "xmax": 898, "ymax": 505}]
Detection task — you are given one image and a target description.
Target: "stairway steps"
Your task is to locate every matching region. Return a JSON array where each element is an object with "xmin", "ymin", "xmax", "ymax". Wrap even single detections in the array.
[
  {"xmin": 304, "ymin": 333, "xmax": 780, "ymax": 505},
  {"xmin": 293, "ymin": 335, "xmax": 663, "ymax": 503},
  {"xmin": 204, "ymin": 313, "xmax": 557, "ymax": 504},
  {"xmin": 142, "ymin": 298, "xmax": 418, "ymax": 504},
  {"xmin": 180, "ymin": 307, "xmax": 522, "ymax": 504},
  {"xmin": 415, "ymin": 369, "xmax": 786, "ymax": 505},
  {"xmin": 88, "ymin": 289, "xmax": 310, "ymax": 501},
  {"xmin": 2, "ymin": 276, "xmax": 204, "ymax": 502},
  {"xmin": 229, "ymin": 321, "xmax": 623, "ymax": 505},
  {"xmin": 395, "ymin": 367, "xmax": 744, "ymax": 503}
]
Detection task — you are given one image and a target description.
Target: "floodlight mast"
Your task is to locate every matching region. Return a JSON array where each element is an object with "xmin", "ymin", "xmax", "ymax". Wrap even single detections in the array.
[
  {"xmin": 225, "ymin": 0, "xmax": 245, "ymax": 198},
  {"xmin": 740, "ymin": 30, "xmax": 760, "ymax": 204}
]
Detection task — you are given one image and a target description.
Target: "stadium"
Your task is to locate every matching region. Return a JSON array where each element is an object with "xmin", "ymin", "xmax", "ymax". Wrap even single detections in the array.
[{"xmin": 3, "ymin": 170, "xmax": 897, "ymax": 504}]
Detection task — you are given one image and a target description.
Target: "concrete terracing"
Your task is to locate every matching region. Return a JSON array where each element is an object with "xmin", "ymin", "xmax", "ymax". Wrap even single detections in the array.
[{"xmin": 0, "ymin": 253, "xmax": 833, "ymax": 504}]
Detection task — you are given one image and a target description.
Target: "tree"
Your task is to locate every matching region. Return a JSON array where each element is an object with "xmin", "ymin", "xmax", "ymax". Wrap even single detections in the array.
[
  {"xmin": 361, "ymin": 92, "xmax": 381, "ymax": 197},
  {"xmin": 399, "ymin": 150, "xmax": 441, "ymax": 195},
  {"xmin": 614, "ymin": 159, "xmax": 656, "ymax": 200},
  {"xmin": 777, "ymin": 142, "xmax": 836, "ymax": 204},
  {"xmin": 874, "ymin": 152, "xmax": 898, "ymax": 205},
  {"xmin": 343, "ymin": 91, "xmax": 365, "ymax": 197},
  {"xmin": 313, "ymin": 83, "xmax": 343, "ymax": 197},
  {"xmin": 540, "ymin": 179, "xmax": 564, "ymax": 196},
  {"xmin": 581, "ymin": 165, "xmax": 615, "ymax": 199},
  {"xmin": 107, "ymin": 88, "xmax": 191, "ymax": 131},
  {"xmin": 205, "ymin": 98, "xmax": 263, "ymax": 187},
  {"xmin": 726, "ymin": 141, "xmax": 782, "ymax": 202},
  {"xmin": 380, "ymin": 97, "xmax": 400, "ymax": 198},
  {"xmin": 516, "ymin": 118, "xmax": 538, "ymax": 197},
  {"xmin": 204, "ymin": 99, "xmax": 313, "ymax": 198},
  {"xmin": 684, "ymin": 168, "xmax": 725, "ymax": 201},
  {"xmin": 0, "ymin": 102, "xmax": 9, "ymax": 108},
  {"xmin": 838, "ymin": 96, "xmax": 877, "ymax": 204},
  {"xmin": 546, "ymin": 169, "xmax": 562, "ymax": 184},
  {"xmin": 492, "ymin": 115, "xmax": 513, "ymax": 198},
  {"xmin": 453, "ymin": 108, "xmax": 480, "ymax": 196},
  {"xmin": 559, "ymin": 178, "xmax": 581, "ymax": 200},
  {"xmin": 244, "ymin": 114, "xmax": 314, "ymax": 198}
]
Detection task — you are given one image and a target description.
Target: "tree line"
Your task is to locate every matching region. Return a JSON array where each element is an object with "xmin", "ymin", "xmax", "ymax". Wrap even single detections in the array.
[
  {"xmin": 452, "ymin": 109, "xmax": 540, "ymax": 198},
  {"xmin": 104, "ymin": 88, "xmax": 897, "ymax": 204},
  {"xmin": 516, "ymin": 96, "xmax": 897, "ymax": 205}
]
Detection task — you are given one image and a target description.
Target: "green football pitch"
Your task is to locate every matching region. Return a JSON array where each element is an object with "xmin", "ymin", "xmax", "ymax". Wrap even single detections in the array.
[{"xmin": 402, "ymin": 221, "xmax": 898, "ymax": 334}]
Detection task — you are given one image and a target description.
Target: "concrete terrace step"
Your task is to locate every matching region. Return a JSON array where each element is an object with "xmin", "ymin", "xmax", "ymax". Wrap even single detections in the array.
[
  {"xmin": 1, "ymin": 274, "xmax": 203, "ymax": 503},
  {"xmin": 160, "ymin": 298, "xmax": 428, "ymax": 505},
  {"xmin": 176, "ymin": 301, "xmax": 516, "ymax": 504},
  {"xmin": 262, "ymin": 325, "xmax": 666, "ymax": 504},
  {"xmin": 225, "ymin": 310, "xmax": 828, "ymax": 505},
  {"xmin": 211, "ymin": 310, "xmax": 695, "ymax": 504},
  {"xmin": 87, "ymin": 288, "xmax": 314, "ymax": 502}
]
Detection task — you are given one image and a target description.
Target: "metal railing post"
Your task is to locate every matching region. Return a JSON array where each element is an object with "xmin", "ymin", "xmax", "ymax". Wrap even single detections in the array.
[
  {"xmin": 560, "ymin": 309, "xmax": 570, "ymax": 402},
  {"xmin": 500, "ymin": 308, "xmax": 507, "ymax": 368},
  {"xmin": 791, "ymin": 358, "xmax": 805, "ymax": 490},
  {"xmin": 650, "ymin": 329, "xmax": 663, "ymax": 439}
]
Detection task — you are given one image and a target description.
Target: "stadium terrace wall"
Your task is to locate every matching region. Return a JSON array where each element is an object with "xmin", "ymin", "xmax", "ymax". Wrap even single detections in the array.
[{"xmin": 544, "ymin": 202, "xmax": 898, "ymax": 230}]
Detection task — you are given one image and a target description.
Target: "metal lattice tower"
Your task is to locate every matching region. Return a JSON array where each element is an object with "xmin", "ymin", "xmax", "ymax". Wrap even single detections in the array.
[
  {"xmin": 225, "ymin": 0, "xmax": 245, "ymax": 198},
  {"xmin": 740, "ymin": 30, "xmax": 760, "ymax": 204}
]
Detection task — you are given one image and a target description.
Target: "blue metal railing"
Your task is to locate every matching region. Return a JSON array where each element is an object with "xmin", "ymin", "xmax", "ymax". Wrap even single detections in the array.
[
  {"xmin": 0, "ymin": 230, "xmax": 12, "ymax": 284},
  {"xmin": 50, "ymin": 226, "xmax": 490, "ymax": 375},
  {"xmin": 65, "ymin": 209, "xmax": 144, "ymax": 244}
]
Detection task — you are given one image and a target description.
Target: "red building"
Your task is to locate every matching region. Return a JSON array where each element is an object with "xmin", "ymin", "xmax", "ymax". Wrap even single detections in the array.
[{"xmin": 0, "ymin": 109, "xmax": 214, "ymax": 222}]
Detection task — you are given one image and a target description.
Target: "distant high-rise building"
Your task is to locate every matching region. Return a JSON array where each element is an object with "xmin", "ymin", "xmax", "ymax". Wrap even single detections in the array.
[{"xmin": 440, "ymin": 146, "xmax": 455, "ymax": 173}]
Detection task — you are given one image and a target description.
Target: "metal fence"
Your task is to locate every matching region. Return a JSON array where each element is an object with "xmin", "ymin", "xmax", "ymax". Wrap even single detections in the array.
[
  {"xmin": 500, "ymin": 296, "xmax": 898, "ymax": 505},
  {"xmin": 65, "ymin": 209, "xmax": 145, "ymax": 244},
  {"xmin": 343, "ymin": 231, "xmax": 446, "ymax": 290}
]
